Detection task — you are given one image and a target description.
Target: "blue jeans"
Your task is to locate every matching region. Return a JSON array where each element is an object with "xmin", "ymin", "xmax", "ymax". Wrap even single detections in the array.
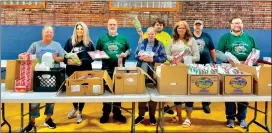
[
  {"xmin": 30, "ymin": 103, "xmax": 55, "ymax": 118},
  {"xmin": 225, "ymin": 102, "xmax": 248, "ymax": 121}
]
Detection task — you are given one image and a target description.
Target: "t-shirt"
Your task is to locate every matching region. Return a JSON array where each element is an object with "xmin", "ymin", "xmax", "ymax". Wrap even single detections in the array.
[
  {"xmin": 96, "ymin": 33, "xmax": 131, "ymax": 76},
  {"xmin": 193, "ymin": 32, "xmax": 215, "ymax": 64},
  {"xmin": 217, "ymin": 32, "xmax": 258, "ymax": 61}
]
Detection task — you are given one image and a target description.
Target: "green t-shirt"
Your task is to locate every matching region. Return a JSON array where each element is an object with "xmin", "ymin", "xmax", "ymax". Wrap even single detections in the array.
[
  {"xmin": 217, "ymin": 32, "xmax": 258, "ymax": 61},
  {"xmin": 96, "ymin": 33, "xmax": 131, "ymax": 75}
]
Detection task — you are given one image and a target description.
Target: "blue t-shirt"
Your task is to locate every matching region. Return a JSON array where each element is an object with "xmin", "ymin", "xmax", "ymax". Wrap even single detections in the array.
[
  {"xmin": 193, "ymin": 32, "xmax": 215, "ymax": 64},
  {"xmin": 27, "ymin": 40, "xmax": 65, "ymax": 58}
]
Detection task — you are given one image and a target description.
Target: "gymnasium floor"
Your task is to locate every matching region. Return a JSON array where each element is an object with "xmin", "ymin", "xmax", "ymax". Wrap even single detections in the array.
[{"xmin": 1, "ymin": 102, "xmax": 271, "ymax": 132}]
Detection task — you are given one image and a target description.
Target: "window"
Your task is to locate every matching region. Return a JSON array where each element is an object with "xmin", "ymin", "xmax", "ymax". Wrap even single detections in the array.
[
  {"xmin": 1, "ymin": 1, "xmax": 45, "ymax": 9},
  {"xmin": 109, "ymin": 0, "xmax": 180, "ymax": 12}
]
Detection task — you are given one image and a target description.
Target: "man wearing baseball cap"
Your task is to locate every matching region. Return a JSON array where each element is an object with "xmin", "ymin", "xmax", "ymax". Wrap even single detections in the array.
[{"xmin": 192, "ymin": 20, "xmax": 216, "ymax": 114}]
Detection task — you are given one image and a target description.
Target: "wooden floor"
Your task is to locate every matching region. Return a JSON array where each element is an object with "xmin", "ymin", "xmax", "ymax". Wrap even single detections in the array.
[{"xmin": 1, "ymin": 102, "xmax": 271, "ymax": 132}]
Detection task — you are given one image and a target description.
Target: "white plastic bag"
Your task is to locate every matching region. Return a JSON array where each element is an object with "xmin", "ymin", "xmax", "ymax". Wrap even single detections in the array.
[
  {"xmin": 225, "ymin": 52, "xmax": 240, "ymax": 64},
  {"xmin": 41, "ymin": 52, "xmax": 55, "ymax": 68}
]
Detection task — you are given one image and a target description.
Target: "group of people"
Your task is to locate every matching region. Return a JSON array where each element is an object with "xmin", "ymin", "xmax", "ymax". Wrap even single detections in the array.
[{"xmin": 24, "ymin": 16, "xmax": 258, "ymax": 132}]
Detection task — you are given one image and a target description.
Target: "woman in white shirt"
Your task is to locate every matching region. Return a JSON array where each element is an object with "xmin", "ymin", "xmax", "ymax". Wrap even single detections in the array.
[{"xmin": 166, "ymin": 21, "xmax": 200, "ymax": 128}]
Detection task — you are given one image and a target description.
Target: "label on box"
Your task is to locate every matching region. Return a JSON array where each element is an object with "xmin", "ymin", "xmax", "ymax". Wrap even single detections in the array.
[
  {"xmin": 229, "ymin": 77, "xmax": 247, "ymax": 89},
  {"xmin": 71, "ymin": 85, "xmax": 80, "ymax": 92},
  {"xmin": 93, "ymin": 85, "xmax": 101, "ymax": 94},
  {"xmin": 195, "ymin": 77, "xmax": 213, "ymax": 89}
]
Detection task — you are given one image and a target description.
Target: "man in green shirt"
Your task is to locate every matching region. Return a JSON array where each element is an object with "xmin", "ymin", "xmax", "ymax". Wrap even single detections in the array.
[
  {"xmin": 217, "ymin": 17, "xmax": 258, "ymax": 129},
  {"xmin": 96, "ymin": 19, "xmax": 131, "ymax": 124}
]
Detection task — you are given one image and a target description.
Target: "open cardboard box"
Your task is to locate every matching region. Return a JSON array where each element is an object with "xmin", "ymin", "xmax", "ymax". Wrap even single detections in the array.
[
  {"xmin": 5, "ymin": 59, "xmax": 39, "ymax": 91},
  {"xmin": 154, "ymin": 63, "xmax": 188, "ymax": 95},
  {"xmin": 113, "ymin": 67, "xmax": 155, "ymax": 94},
  {"xmin": 234, "ymin": 63, "xmax": 271, "ymax": 95},
  {"xmin": 65, "ymin": 70, "xmax": 113, "ymax": 96}
]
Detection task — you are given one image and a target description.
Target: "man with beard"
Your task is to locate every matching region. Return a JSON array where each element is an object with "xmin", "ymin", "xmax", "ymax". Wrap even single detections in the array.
[{"xmin": 217, "ymin": 17, "xmax": 259, "ymax": 128}]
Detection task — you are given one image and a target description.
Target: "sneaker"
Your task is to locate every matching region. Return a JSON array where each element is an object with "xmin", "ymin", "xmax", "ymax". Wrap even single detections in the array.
[
  {"xmin": 44, "ymin": 118, "xmax": 56, "ymax": 129},
  {"xmin": 25, "ymin": 121, "xmax": 35, "ymax": 132},
  {"xmin": 113, "ymin": 114, "xmax": 127, "ymax": 123},
  {"xmin": 76, "ymin": 114, "xmax": 83, "ymax": 124},
  {"xmin": 134, "ymin": 116, "xmax": 144, "ymax": 125},
  {"xmin": 164, "ymin": 105, "xmax": 174, "ymax": 115},
  {"xmin": 203, "ymin": 105, "xmax": 211, "ymax": 114},
  {"xmin": 100, "ymin": 115, "xmax": 109, "ymax": 124},
  {"xmin": 227, "ymin": 119, "xmax": 234, "ymax": 128},
  {"xmin": 239, "ymin": 120, "xmax": 247, "ymax": 129},
  {"xmin": 150, "ymin": 115, "xmax": 157, "ymax": 125},
  {"xmin": 68, "ymin": 108, "xmax": 77, "ymax": 119}
]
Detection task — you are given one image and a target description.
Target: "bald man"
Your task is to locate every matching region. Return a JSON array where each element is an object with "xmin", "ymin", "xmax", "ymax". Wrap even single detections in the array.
[{"xmin": 96, "ymin": 19, "xmax": 131, "ymax": 123}]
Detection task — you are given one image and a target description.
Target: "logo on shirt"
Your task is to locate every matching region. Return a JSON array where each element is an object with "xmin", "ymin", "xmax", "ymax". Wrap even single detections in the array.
[
  {"xmin": 72, "ymin": 46, "xmax": 84, "ymax": 53},
  {"xmin": 232, "ymin": 41, "xmax": 248, "ymax": 55},
  {"xmin": 106, "ymin": 42, "xmax": 119, "ymax": 51},
  {"xmin": 38, "ymin": 49, "xmax": 57, "ymax": 57},
  {"xmin": 196, "ymin": 39, "xmax": 205, "ymax": 53}
]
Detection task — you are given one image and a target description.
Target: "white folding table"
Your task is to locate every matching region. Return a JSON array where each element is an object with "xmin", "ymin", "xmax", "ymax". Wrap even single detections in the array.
[
  {"xmin": 1, "ymin": 83, "xmax": 150, "ymax": 133},
  {"xmin": 149, "ymin": 88, "xmax": 271, "ymax": 133}
]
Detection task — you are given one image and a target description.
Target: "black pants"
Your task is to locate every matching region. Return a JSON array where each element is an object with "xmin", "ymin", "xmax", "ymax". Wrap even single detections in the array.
[
  {"xmin": 102, "ymin": 71, "xmax": 122, "ymax": 116},
  {"xmin": 202, "ymin": 102, "xmax": 211, "ymax": 106},
  {"xmin": 73, "ymin": 103, "xmax": 85, "ymax": 112}
]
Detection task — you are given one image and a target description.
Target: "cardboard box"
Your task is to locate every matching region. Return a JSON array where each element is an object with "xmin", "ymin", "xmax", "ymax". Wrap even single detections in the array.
[
  {"xmin": 5, "ymin": 59, "xmax": 39, "ymax": 91},
  {"xmin": 188, "ymin": 74, "xmax": 219, "ymax": 95},
  {"xmin": 220, "ymin": 72, "xmax": 253, "ymax": 95},
  {"xmin": 154, "ymin": 63, "xmax": 188, "ymax": 95},
  {"xmin": 66, "ymin": 70, "xmax": 113, "ymax": 96},
  {"xmin": 234, "ymin": 63, "xmax": 271, "ymax": 95},
  {"xmin": 113, "ymin": 67, "xmax": 154, "ymax": 94}
]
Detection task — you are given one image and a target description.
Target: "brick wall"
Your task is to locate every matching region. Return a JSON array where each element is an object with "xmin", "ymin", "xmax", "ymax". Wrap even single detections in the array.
[{"xmin": 1, "ymin": 1, "xmax": 271, "ymax": 29}]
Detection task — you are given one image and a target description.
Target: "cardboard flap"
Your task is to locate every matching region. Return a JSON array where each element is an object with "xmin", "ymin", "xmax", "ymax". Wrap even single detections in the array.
[
  {"xmin": 103, "ymin": 70, "xmax": 113, "ymax": 93},
  {"xmin": 139, "ymin": 67, "xmax": 156, "ymax": 84}
]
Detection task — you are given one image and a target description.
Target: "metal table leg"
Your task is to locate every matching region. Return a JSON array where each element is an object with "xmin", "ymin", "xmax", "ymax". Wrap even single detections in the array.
[
  {"xmin": 246, "ymin": 101, "xmax": 271, "ymax": 133},
  {"xmin": 20, "ymin": 103, "xmax": 24, "ymax": 133},
  {"xmin": 1, "ymin": 103, "xmax": 11, "ymax": 133},
  {"xmin": 156, "ymin": 102, "xmax": 161, "ymax": 133},
  {"xmin": 131, "ymin": 102, "xmax": 135, "ymax": 133}
]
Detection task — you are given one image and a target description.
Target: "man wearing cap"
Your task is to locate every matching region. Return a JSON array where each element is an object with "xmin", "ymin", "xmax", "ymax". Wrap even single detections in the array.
[{"xmin": 192, "ymin": 20, "xmax": 216, "ymax": 114}]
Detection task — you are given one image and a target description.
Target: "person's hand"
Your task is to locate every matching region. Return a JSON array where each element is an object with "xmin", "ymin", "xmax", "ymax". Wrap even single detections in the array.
[
  {"xmin": 52, "ymin": 54, "xmax": 58, "ymax": 61},
  {"xmin": 75, "ymin": 60, "xmax": 82, "ymax": 66},
  {"xmin": 67, "ymin": 59, "xmax": 73, "ymax": 65},
  {"xmin": 120, "ymin": 53, "xmax": 128, "ymax": 58},
  {"xmin": 227, "ymin": 58, "xmax": 235, "ymax": 66},
  {"xmin": 175, "ymin": 56, "xmax": 183, "ymax": 64},
  {"xmin": 137, "ymin": 30, "xmax": 143, "ymax": 37}
]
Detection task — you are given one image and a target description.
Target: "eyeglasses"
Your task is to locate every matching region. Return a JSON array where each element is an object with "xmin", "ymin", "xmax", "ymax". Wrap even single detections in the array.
[{"xmin": 232, "ymin": 22, "xmax": 243, "ymax": 25}]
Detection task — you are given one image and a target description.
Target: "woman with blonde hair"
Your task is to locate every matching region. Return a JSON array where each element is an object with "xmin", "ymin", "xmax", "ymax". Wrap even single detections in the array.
[
  {"xmin": 166, "ymin": 21, "xmax": 200, "ymax": 127},
  {"xmin": 64, "ymin": 22, "xmax": 95, "ymax": 123}
]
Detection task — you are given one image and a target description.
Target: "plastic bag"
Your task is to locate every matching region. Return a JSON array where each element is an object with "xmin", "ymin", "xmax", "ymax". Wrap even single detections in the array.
[
  {"xmin": 132, "ymin": 16, "xmax": 142, "ymax": 31},
  {"xmin": 41, "ymin": 52, "xmax": 55, "ymax": 68},
  {"xmin": 225, "ymin": 52, "xmax": 240, "ymax": 64},
  {"xmin": 244, "ymin": 48, "xmax": 260, "ymax": 66}
]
